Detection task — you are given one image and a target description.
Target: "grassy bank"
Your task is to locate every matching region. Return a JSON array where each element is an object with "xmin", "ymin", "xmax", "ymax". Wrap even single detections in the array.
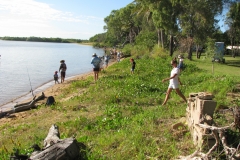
[{"xmin": 0, "ymin": 54, "xmax": 240, "ymax": 159}]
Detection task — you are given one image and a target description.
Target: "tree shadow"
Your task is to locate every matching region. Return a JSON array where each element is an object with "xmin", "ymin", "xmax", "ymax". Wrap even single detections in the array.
[{"xmin": 225, "ymin": 59, "xmax": 240, "ymax": 67}]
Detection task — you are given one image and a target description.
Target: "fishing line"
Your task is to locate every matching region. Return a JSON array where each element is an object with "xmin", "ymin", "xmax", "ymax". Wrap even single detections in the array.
[{"xmin": 26, "ymin": 67, "xmax": 34, "ymax": 97}]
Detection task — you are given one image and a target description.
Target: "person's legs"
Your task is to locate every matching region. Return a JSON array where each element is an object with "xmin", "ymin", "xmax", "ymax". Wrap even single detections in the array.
[
  {"xmin": 60, "ymin": 72, "xmax": 63, "ymax": 83},
  {"xmin": 162, "ymin": 88, "xmax": 173, "ymax": 105},
  {"xmin": 93, "ymin": 71, "xmax": 96, "ymax": 81},
  {"xmin": 96, "ymin": 71, "xmax": 99, "ymax": 80},
  {"xmin": 62, "ymin": 72, "xmax": 66, "ymax": 83},
  {"xmin": 93, "ymin": 71, "xmax": 99, "ymax": 81},
  {"xmin": 175, "ymin": 88, "xmax": 187, "ymax": 103}
]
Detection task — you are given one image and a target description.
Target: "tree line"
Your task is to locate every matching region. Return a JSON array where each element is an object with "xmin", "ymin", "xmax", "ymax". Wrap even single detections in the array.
[
  {"xmin": 0, "ymin": 36, "xmax": 88, "ymax": 43},
  {"xmin": 89, "ymin": 0, "xmax": 240, "ymax": 59}
]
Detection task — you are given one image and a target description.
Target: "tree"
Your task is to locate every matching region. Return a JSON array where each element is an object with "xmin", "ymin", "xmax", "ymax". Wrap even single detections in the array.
[
  {"xmin": 134, "ymin": 0, "xmax": 180, "ymax": 56},
  {"xmin": 225, "ymin": 1, "xmax": 240, "ymax": 57},
  {"xmin": 177, "ymin": 0, "xmax": 224, "ymax": 60},
  {"xmin": 103, "ymin": 4, "xmax": 142, "ymax": 46}
]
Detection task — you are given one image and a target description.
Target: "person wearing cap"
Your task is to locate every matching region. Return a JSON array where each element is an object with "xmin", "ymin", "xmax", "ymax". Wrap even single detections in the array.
[
  {"xmin": 59, "ymin": 60, "xmax": 67, "ymax": 83},
  {"xmin": 178, "ymin": 55, "xmax": 184, "ymax": 71},
  {"xmin": 91, "ymin": 53, "xmax": 101, "ymax": 82},
  {"xmin": 53, "ymin": 71, "xmax": 60, "ymax": 84}
]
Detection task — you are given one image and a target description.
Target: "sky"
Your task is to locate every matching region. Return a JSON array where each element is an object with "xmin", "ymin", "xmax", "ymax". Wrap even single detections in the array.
[
  {"xmin": 0, "ymin": 0, "xmax": 133, "ymax": 40},
  {"xmin": 0, "ymin": 0, "xmax": 229, "ymax": 40}
]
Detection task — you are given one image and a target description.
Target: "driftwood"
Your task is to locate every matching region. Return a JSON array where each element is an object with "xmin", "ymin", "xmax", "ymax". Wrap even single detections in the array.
[
  {"xmin": 177, "ymin": 123, "xmax": 240, "ymax": 160},
  {"xmin": 43, "ymin": 124, "xmax": 61, "ymax": 149},
  {"xmin": 30, "ymin": 124, "xmax": 81, "ymax": 160},
  {"xmin": 0, "ymin": 92, "xmax": 45, "ymax": 118},
  {"xmin": 14, "ymin": 92, "xmax": 45, "ymax": 111},
  {"xmin": 30, "ymin": 138, "xmax": 80, "ymax": 160}
]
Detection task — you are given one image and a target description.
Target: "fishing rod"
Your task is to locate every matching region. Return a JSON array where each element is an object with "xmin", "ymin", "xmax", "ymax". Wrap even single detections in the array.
[{"xmin": 26, "ymin": 67, "xmax": 34, "ymax": 97}]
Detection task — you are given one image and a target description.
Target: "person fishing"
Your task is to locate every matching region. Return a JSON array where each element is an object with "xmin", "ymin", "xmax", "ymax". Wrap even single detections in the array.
[{"xmin": 59, "ymin": 60, "xmax": 67, "ymax": 83}]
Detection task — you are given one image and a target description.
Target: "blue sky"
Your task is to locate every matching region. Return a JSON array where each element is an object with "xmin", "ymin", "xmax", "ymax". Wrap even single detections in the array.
[
  {"xmin": 0, "ymin": 0, "xmax": 228, "ymax": 40},
  {"xmin": 0, "ymin": 0, "xmax": 133, "ymax": 39}
]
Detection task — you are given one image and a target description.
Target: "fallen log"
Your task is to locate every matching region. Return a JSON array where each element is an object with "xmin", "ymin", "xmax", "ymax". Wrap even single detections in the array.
[
  {"xmin": 30, "ymin": 124, "xmax": 82, "ymax": 160},
  {"xmin": 0, "ymin": 92, "xmax": 46, "ymax": 118},
  {"xmin": 30, "ymin": 138, "xmax": 80, "ymax": 160},
  {"xmin": 14, "ymin": 92, "xmax": 45, "ymax": 112}
]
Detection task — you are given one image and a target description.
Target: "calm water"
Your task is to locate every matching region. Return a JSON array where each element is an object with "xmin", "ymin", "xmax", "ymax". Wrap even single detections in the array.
[{"xmin": 0, "ymin": 40, "xmax": 104, "ymax": 108}]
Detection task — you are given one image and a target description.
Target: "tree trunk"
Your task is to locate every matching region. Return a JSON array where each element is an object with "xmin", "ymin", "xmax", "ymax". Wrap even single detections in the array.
[
  {"xmin": 196, "ymin": 45, "xmax": 199, "ymax": 59},
  {"xmin": 187, "ymin": 46, "xmax": 192, "ymax": 60},
  {"xmin": 169, "ymin": 34, "xmax": 173, "ymax": 56},
  {"xmin": 161, "ymin": 29, "xmax": 164, "ymax": 48},
  {"xmin": 187, "ymin": 37, "xmax": 193, "ymax": 60},
  {"xmin": 157, "ymin": 29, "xmax": 160, "ymax": 48}
]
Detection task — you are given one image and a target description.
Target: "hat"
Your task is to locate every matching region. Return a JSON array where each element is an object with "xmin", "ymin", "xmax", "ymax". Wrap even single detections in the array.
[
  {"xmin": 92, "ymin": 53, "xmax": 97, "ymax": 57},
  {"xmin": 178, "ymin": 55, "xmax": 182, "ymax": 59},
  {"xmin": 60, "ymin": 60, "xmax": 65, "ymax": 63}
]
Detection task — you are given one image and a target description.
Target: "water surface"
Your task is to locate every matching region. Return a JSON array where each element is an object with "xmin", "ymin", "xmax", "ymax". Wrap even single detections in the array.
[{"xmin": 0, "ymin": 40, "xmax": 104, "ymax": 109}]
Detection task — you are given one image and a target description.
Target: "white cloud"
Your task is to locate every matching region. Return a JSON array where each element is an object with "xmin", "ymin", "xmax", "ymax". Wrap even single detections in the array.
[{"xmin": 0, "ymin": 0, "xmax": 104, "ymax": 39}]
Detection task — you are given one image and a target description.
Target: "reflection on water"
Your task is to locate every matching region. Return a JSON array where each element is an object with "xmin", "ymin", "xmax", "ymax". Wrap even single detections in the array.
[{"xmin": 0, "ymin": 40, "xmax": 104, "ymax": 107}]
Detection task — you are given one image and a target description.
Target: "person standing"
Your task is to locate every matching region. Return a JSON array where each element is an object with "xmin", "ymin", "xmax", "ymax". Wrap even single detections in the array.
[
  {"xmin": 178, "ymin": 55, "xmax": 184, "ymax": 71},
  {"xmin": 53, "ymin": 71, "xmax": 60, "ymax": 84},
  {"xmin": 104, "ymin": 55, "xmax": 109, "ymax": 68},
  {"xmin": 59, "ymin": 60, "xmax": 67, "ymax": 83},
  {"xmin": 117, "ymin": 51, "xmax": 121, "ymax": 62},
  {"xmin": 130, "ymin": 58, "xmax": 136, "ymax": 74},
  {"xmin": 161, "ymin": 59, "xmax": 187, "ymax": 105},
  {"xmin": 91, "ymin": 53, "xmax": 101, "ymax": 82}
]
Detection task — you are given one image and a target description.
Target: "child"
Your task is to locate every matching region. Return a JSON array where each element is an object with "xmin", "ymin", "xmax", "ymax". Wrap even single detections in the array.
[
  {"xmin": 130, "ymin": 58, "xmax": 136, "ymax": 74},
  {"xmin": 53, "ymin": 71, "xmax": 60, "ymax": 84},
  {"xmin": 161, "ymin": 59, "xmax": 187, "ymax": 105}
]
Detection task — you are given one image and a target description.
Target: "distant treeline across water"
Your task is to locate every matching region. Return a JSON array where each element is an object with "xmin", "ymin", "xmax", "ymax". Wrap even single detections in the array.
[{"xmin": 0, "ymin": 36, "xmax": 89, "ymax": 43}]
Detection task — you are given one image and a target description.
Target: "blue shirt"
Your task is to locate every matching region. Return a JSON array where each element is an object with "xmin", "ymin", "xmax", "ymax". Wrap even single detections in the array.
[{"xmin": 91, "ymin": 57, "xmax": 101, "ymax": 68}]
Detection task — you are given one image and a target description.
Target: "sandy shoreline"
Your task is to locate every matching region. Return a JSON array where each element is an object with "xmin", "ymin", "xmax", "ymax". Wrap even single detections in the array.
[{"xmin": 0, "ymin": 71, "xmax": 93, "ymax": 112}]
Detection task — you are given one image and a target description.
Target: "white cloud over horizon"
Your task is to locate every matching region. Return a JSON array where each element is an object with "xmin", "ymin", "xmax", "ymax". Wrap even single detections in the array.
[{"xmin": 0, "ymin": 0, "xmax": 107, "ymax": 39}]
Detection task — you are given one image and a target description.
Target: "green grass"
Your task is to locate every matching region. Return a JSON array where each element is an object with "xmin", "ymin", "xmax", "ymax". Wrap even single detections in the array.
[
  {"xmin": 1, "ymin": 53, "xmax": 240, "ymax": 159},
  {"xmin": 188, "ymin": 54, "xmax": 240, "ymax": 76}
]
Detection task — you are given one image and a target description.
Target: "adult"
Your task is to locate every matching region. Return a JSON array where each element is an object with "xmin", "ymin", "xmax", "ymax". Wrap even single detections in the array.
[
  {"xmin": 59, "ymin": 60, "xmax": 67, "ymax": 83},
  {"xmin": 161, "ymin": 59, "xmax": 187, "ymax": 105},
  {"xmin": 117, "ymin": 52, "xmax": 121, "ymax": 62},
  {"xmin": 91, "ymin": 53, "xmax": 101, "ymax": 82},
  {"xmin": 104, "ymin": 55, "xmax": 109, "ymax": 68},
  {"xmin": 178, "ymin": 55, "xmax": 184, "ymax": 71}
]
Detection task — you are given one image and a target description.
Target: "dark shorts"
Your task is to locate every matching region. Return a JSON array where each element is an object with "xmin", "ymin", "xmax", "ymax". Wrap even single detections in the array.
[
  {"xmin": 93, "ymin": 68, "xmax": 100, "ymax": 72},
  {"xmin": 178, "ymin": 64, "xmax": 184, "ymax": 69},
  {"xmin": 61, "ymin": 72, "xmax": 66, "ymax": 78}
]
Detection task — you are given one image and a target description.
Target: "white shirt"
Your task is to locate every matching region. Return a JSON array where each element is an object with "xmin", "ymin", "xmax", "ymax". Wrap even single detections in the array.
[{"xmin": 170, "ymin": 67, "xmax": 180, "ymax": 86}]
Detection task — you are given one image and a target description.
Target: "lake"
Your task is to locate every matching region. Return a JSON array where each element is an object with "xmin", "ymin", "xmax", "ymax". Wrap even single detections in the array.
[{"xmin": 0, "ymin": 40, "xmax": 104, "ymax": 110}]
